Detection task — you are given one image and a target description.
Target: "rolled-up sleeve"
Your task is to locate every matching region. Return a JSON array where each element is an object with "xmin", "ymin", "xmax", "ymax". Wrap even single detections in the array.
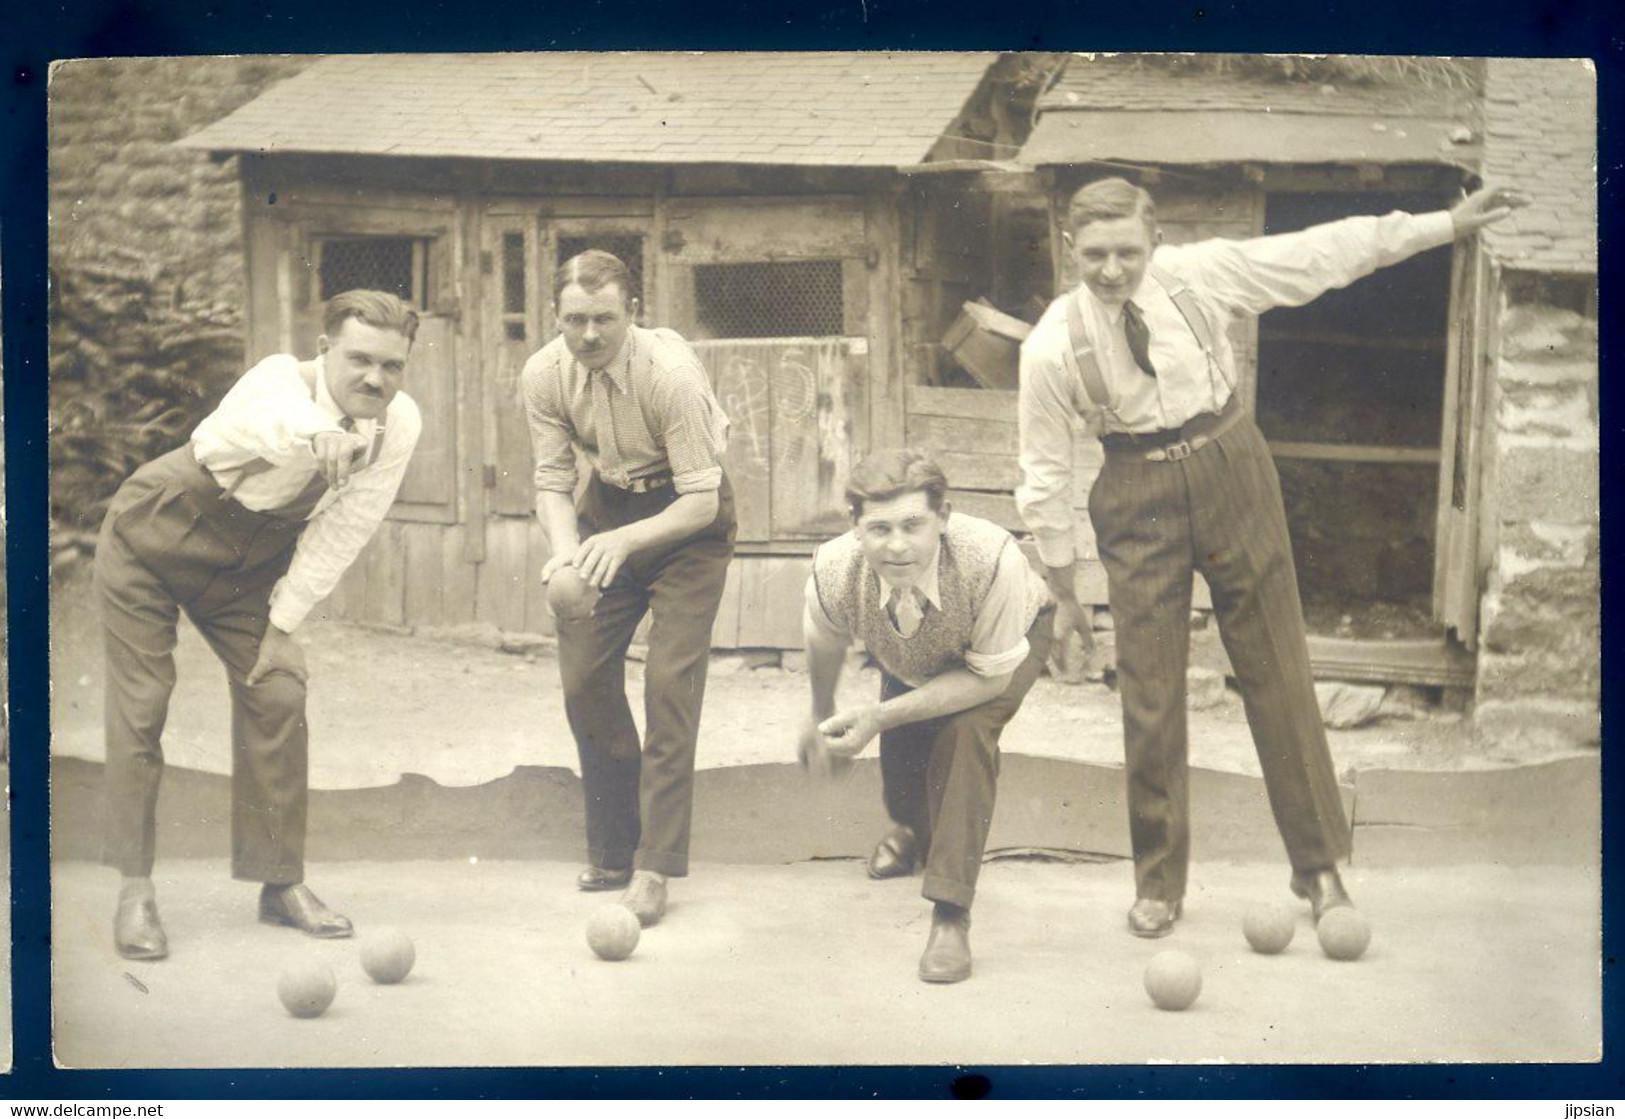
[
  {"xmin": 1016, "ymin": 331, "xmax": 1081, "ymax": 568},
  {"xmin": 802, "ymin": 566, "xmax": 851, "ymax": 650},
  {"xmin": 652, "ymin": 358, "xmax": 726, "ymax": 494},
  {"xmin": 963, "ymin": 541, "xmax": 1033, "ymax": 678},
  {"xmin": 521, "ymin": 350, "xmax": 579, "ymax": 495}
]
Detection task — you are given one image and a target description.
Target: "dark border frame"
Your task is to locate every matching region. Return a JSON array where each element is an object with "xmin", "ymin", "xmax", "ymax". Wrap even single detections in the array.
[{"xmin": 4, "ymin": 0, "xmax": 1618, "ymax": 1099}]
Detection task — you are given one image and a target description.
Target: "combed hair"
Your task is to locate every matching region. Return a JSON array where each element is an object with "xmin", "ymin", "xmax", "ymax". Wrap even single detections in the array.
[
  {"xmin": 1066, "ymin": 176, "xmax": 1156, "ymax": 236},
  {"xmin": 322, "ymin": 289, "xmax": 420, "ymax": 344},
  {"xmin": 554, "ymin": 249, "xmax": 635, "ymax": 306},
  {"xmin": 845, "ymin": 448, "xmax": 950, "ymax": 518}
]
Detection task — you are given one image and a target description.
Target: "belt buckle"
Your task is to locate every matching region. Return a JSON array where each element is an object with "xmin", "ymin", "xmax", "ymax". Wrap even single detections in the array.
[{"xmin": 1158, "ymin": 439, "xmax": 1194, "ymax": 462}]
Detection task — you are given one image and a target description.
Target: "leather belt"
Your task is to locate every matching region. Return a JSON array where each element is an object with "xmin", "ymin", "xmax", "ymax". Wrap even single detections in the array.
[
  {"xmin": 610, "ymin": 472, "xmax": 673, "ymax": 494},
  {"xmin": 1101, "ymin": 395, "xmax": 1245, "ymax": 462}
]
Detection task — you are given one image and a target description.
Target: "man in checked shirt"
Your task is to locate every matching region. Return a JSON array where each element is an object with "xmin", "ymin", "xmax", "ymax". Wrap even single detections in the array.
[
  {"xmin": 1017, "ymin": 178, "xmax": 1525, "ymax": 939},
  {"xmin": 97, "ymin": 290, "xmax": 423, "ymax": 960},
  {"xmin": 522, "ymin": 250, "xmax": 734, "ymax": 929}
]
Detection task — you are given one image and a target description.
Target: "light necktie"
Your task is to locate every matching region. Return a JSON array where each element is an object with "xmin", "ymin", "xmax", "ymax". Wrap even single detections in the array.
[
  {"xmin": 890, "ymin": 586, "xmax": 925, "ymax": 638},
  {"xmin": 590, "ymin": 369, "xmax": 627, "ymax": 486},
  {"xmin": 1122, "ymin": 300, "xmax": 1158, "ymax": 379}
]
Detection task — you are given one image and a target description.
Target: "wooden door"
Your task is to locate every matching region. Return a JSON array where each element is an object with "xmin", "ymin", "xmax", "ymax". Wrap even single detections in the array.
[
  {"xmin": 1432, "ymin": 239, "xmax": 1491, "ymax": 649},
  {"xmin": 281, "ymin": 203, "xmax": 461, "ymax": 525},
  {"xmin": 481, "ymin": 205, "xmax": 657, "ymax": 518}
]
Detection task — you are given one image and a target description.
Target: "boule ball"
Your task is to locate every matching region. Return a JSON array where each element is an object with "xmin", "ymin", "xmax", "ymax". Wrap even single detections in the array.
[
  {"xmin": 586, "ymin": 904, "xmax": 642, "ymax": 962},
  {"xmin": 360, "ymin": 928, "xmax": 417, "ymax": 984},
  {"xmin": 1316, "ymin": 907, "xmax": 1372, "ymax": 962},
  {"xmin": 277, "ymin": 962, "xmax": 338, "ymax": 1019},
  {"xmin": 547, "ymin": 566, "xmax": 600, "ymax": 620},
  {"xmin": 1143, "ymin": 949, "xmax": 1202, "ymax": 1011},
  {"xmin": 1242, "ymin": 903, "xmax": 1297, "ymax": 955}
]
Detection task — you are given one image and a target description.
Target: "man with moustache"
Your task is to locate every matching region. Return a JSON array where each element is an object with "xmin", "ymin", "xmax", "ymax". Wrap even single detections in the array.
[
  {"xmin": 522, "ymin": 250, "xmax": 734, "ymax": 929},
  {"xmin": 98, "ymin": 289, "xmax": 423, "ymax": 960}
]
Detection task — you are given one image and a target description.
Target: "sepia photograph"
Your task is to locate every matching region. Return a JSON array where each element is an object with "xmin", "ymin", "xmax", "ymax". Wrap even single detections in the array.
[{"xmin": 44, "ymin": 50, "xmax": 1598, "ymax": 1069}]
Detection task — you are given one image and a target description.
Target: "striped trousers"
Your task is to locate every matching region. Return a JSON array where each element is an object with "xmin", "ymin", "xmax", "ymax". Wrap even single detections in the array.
[{"xmin": 1089, "ymin": 412, "xmax": 1350, "ymax": 903}]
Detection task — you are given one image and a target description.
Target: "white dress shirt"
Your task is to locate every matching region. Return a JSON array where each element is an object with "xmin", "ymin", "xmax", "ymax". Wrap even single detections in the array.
[
  {"xmin": 802, "ymin": 531, "xmax": 1038, "ymax": 683},
  {"xmin": 1017, "ymin": 209, "xmax": 1456, "ymax": 568},
  {"xmin": 191, "ymin": 353, "xmax": 422, "ymax": 632}
]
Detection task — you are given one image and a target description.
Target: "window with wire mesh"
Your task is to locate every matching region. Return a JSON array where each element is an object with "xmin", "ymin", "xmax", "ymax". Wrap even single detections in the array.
[
  {"xmin": 556, "ymin": 235, "xmax": 645, "ymax": 311},
  {"xmin": 693, "ymin": 260, "xmax": 845, "ymax": 339},
  {"xmin": 317, "ymin": 237, "xmax": 428, "ymax": 305}
]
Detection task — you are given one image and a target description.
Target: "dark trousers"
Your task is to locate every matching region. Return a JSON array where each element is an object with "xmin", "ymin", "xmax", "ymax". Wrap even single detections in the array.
[
  {"xmin": 1089, "ymin": 413, "xmax": 1350, "ymax": 903},
  {"xmin": 555, "ymin": 474, "xmax": 736, "ymax": 878},
  {"xmin": 96, "ymin": 447, "xmax": 314, "ymax": 883},
  {"xmin": 877, "ymin": 611, "xmax": 1054, "ymax": 910}
]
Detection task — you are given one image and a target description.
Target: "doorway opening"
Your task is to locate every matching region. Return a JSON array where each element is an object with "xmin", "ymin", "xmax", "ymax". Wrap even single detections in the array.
[{"xmin": 1255, "ymin": 189, "xmax": 1454, "ymax": 640}]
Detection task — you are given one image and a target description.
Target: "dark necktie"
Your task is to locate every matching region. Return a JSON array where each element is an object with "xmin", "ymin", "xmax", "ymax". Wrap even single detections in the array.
[{"xmin": 1122, "ymin": 300, "xmax": 1157, "ymax": 379}]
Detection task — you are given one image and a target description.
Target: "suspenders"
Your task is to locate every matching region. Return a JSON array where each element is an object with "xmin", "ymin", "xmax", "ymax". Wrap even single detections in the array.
[{"xmin": 1062, "ymin": 265, "xmax": 1233, "ymax": 412}]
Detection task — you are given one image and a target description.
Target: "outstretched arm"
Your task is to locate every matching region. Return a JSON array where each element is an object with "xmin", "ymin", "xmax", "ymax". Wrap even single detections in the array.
[{"xmin": 1163, "ymin": 185, "xmax": 1531, "ymax": 318}]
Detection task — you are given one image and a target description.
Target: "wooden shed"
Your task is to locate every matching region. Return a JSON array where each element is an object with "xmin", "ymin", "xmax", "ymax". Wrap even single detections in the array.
[{"xmin": 178, "ymin": 51, "xmax": 1026, "ymax": 648}]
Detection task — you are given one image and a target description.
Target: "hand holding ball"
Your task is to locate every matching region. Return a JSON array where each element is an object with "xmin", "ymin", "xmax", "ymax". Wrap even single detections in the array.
[{"xmin": 547, "ymin": 566, "xmax": 601, "ymax": 620}]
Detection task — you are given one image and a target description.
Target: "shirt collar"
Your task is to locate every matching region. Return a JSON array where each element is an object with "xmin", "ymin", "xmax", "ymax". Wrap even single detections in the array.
[
  {"xmin": 889, "ymin": 538, "xmax": 944, "ymax": 611},
  {"xmin": 1077, "ymin": 283, "xmax": 1149, "ymax": 326},
  {"xmin": 582, "ymin": 331, "xmax": 636, "ymax": 392}
]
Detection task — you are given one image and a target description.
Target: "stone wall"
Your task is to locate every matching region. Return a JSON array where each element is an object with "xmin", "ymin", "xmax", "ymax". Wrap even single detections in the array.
[
  {"xmin": 1474, "ymin": 274, "xmax": 1600, "ymax": 758},
  {"xmin": 48, "ymin": 56, "xmax": 312, "ymax": 539}
]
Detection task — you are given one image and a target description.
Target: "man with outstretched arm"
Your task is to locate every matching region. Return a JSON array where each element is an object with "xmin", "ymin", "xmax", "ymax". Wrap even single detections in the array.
[{"xmin": 1016, "ymin": 177, "xmax": 1526, "ymax": 937}]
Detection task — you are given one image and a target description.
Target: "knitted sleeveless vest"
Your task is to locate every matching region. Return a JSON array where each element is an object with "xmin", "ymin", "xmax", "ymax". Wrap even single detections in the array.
[{"xmin": 814, "ymin": 513, "xmax": 1042, "ymax": 683}]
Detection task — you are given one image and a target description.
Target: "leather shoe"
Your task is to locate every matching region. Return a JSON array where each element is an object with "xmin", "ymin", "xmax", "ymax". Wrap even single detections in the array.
[
  {"xmin": 1127, "ymin": 897, "xmax": 1182, "ymax": 938},
  {"xmin": 577, "ymin": 866, "xmax": 633, "ymax": 892},
  {"xmin": 259, "ymin": 883, "xmax": 354, "ymax": 939},
  {"xmin": 622, "ymin": 871, "xmax": 667, "ymax": 928},
  {"xmin": 866, "ymin": 825, "xmax": 920, "ymax": 880},
  {"xmin": 918, "ymin": 903, "xmax": 973, "ymax": 984},
  {"xmin": 1290, "ymin": 867, "xmax": 1354, "ymax": 923},
  {"xmin": 114, "ymin": 889, "xmax": 169, "ymax": 961}
]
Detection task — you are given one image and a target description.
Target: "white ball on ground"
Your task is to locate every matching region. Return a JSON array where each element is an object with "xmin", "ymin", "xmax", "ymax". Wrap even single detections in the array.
[
  {"xmin": 277, "ymin": 962, "xmax": 337, "ymax": 1019},
  {"xmin": 360, "ymin": 928, "xmax": 417, "ymax": 984},
  {"xmin": 586, "ymin": 904, "xmax": 641, "ymax": 961},
  {"xmin": 1316, "ymin": 907, "xmax": 1372, "ymax": 961},
  {"xmin": 1243, "ymin": 903, "xmax": 1297, "ymax": 954},
  {"xmin": 1143, "ymin": 950, "xmax": 1202, "ymax": 1011}
]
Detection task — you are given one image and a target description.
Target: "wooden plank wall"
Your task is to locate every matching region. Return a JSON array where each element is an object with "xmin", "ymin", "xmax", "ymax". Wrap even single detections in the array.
[
  {"xmin": 332, "ymin": 520, "xmax": 813, "ymax": 651},
  {"xmin": 332, "ymin": 518, "xmax": 554, "ymax": 638}
]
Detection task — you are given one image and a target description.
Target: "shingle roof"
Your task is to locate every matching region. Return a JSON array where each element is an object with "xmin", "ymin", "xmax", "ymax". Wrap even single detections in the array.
[
  {"xmin": 177, "ymin": 52, "xmax": 997, "ymax": 167},
  {"xmin": 1478, "ymin": 58, "xmax": 1596, "ymax": 274},
  {"xmin": 1022, "ymin": 53, "xmax": 1481, "ymax": 167}
]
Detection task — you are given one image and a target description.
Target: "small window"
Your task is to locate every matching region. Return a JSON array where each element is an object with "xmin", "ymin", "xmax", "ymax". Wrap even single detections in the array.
[
  {"xmin": 317, "ymin": 236, "xmax": 429, "ymax": 304},
  {"xmin": 693, "ymin": 260, "xmax": 844, "ymax": 339},
  {"xmin": 502, "ymin": 232, "xmax": 527, "ymax": 342}
]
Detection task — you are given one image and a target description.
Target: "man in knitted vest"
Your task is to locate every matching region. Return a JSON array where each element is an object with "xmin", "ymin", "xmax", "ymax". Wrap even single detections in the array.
[{"xmin": 800, "ymin": 449, "xmax": 1054, "ymax": 983}]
